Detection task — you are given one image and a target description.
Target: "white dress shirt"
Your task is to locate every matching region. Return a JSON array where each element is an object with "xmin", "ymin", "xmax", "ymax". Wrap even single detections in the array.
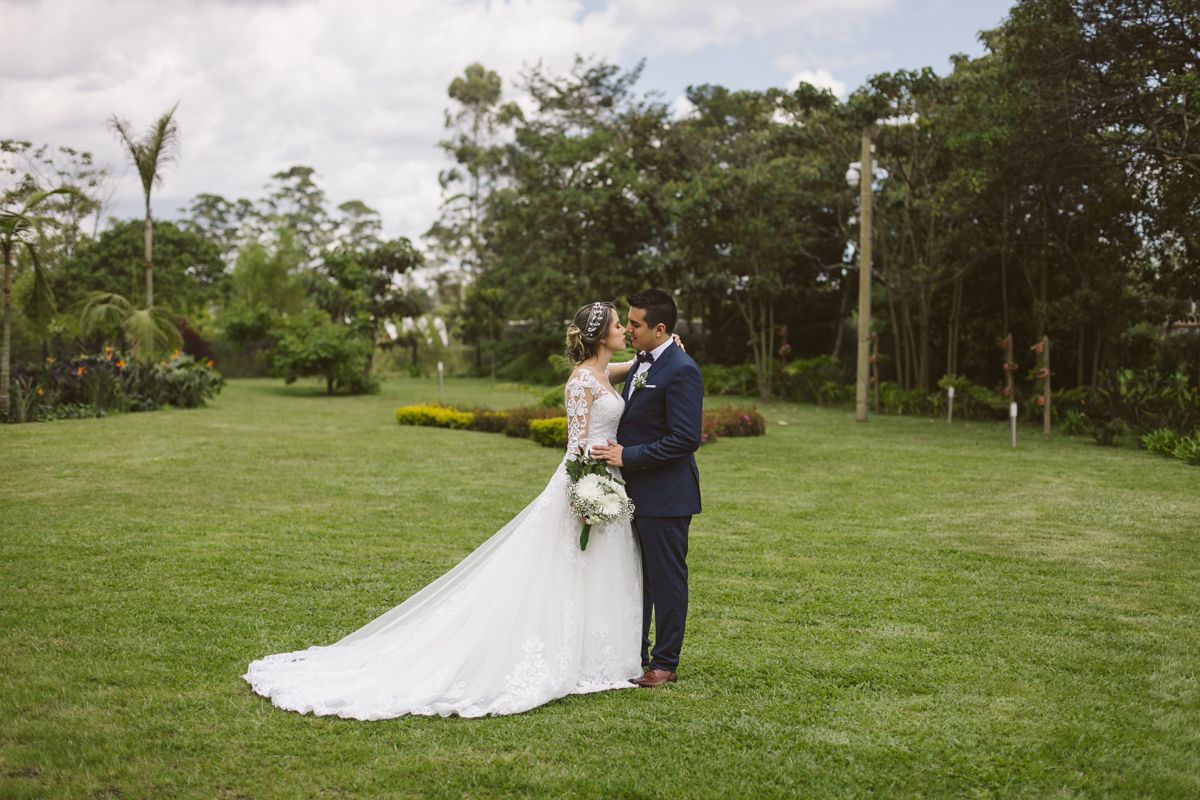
[{"xmin": 632, "ymin": 338, "xmax": 674, "ymax": 382}]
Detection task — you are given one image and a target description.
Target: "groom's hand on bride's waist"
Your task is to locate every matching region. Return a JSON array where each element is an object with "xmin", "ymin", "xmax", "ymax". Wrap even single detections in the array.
[{"xmin": 591, "ymin": 439, "xmax": 623, "ymax": 467}]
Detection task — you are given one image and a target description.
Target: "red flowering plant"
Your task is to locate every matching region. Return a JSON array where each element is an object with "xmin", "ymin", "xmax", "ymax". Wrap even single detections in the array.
[{"xmin": 702, "ymin": 407, "xmax": 767, "ymax": 441}]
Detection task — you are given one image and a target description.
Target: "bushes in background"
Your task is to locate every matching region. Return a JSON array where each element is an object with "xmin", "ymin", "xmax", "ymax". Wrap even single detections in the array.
[
  {"xmin": 394, "ymin": 402, "xmax": 767, "ymax": 449},
  {"xmin": 394, "ymin": 404, "xmax": 475, "ymax": 429},
  {"xmin": 5, "ymin": 349, "xmax": 223, "ymax": 424},
  {"xmin": 529, "ymin": 417, "xmax": 568, "ymax": 448}
]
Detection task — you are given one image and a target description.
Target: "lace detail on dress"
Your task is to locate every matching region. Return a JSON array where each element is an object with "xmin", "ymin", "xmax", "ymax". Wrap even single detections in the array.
[
  {"xmin": 564, "ymin": 369, "xmax": 623, "ymax": 461},
  {"xmin": 243, "ymin": 365, "xmax": 640, "ymax": 720}
]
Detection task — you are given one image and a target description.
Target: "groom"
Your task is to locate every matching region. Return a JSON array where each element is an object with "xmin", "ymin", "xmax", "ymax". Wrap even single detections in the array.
[{"xmin": 593, "ymin": 289, "xmax": 704, "ymax": 688}]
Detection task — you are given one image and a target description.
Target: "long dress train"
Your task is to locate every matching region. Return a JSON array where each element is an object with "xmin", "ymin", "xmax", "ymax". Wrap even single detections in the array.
[{"xmin": 243, "ymin": 369, "xmax": 641, "ymax": 718}]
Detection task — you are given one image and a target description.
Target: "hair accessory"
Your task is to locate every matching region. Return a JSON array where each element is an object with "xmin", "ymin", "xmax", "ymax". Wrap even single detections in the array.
[{"xmin": 585, "ymin": 302, "xmax": 606, "ymax": 337}]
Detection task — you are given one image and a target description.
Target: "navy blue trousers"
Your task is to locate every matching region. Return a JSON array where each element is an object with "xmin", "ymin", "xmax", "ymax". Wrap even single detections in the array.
[{"xmin": 632, "ymin": 515, "xmax": 690, "ymax": 672}]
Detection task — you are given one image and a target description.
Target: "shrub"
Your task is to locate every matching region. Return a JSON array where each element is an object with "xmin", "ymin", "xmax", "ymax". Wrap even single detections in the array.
[
  {"xmin": 5, "ymin": 349, "xmax": 223, "ymax": 423},
  {"xmin": 878, "ymin": 381, "xmax": 928, "ymax": 416},
  {"xmin": 1061, "ymin": 409, "xmax": 1089, "ymax": 436},
  {"xmin": 272, "ymin": 309, "xmax": 375, "ymax": 395},
  {"xmin": 503, "ymin": 405, "xmax": 564, "ymax": 439},
  {"xmin": 394, "ymin": 404, "xmax": 475, "ymax": 429},
  {"xmin": 703, "ymin": 407, "xmax": 766, "ymax": 439},
  {"xmin": 701, "ymin": 364, "xmax": 757, "ymax": 397},
  {"xmin": 35, "ymin": 403, "xmax": 107, "ymax": 421},
  {"xmin": 785, "ymin": 356, "xmax": 851, "ymax": 406},
  {"xmin": 529, "ymin": 417, "xmax": 568, "ymax": 448},
  {"xmin": 467, "ymin": 408, "xmax": 511, "ymax": 434},
  {"xmin": 1141, "ymin": 428, "xmax": 1180, "ymax": 456},
  {"xmin": 1173, "ymin": 434, "xmax": 1200, "ymax": 466},
  {"xmin": 1089, "ymin": 418, "xmax": 1127, "ymax": 447},
  {"xmin": 539, "ymin": 386, "xmax": 564, "ymax": 409}
]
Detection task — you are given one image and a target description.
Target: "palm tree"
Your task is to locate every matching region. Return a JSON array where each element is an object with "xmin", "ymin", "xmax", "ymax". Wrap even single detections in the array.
[
  {"xmin": 109, "ymin": 102, "xmax": 179, "ymax": 308},
  {"xmin": 0, "ymin": 187, "xmax": 78, "ymax": 416},
  {"xmin": 80, "ymin": 291, "xmax": 180, "ymax": 362}
]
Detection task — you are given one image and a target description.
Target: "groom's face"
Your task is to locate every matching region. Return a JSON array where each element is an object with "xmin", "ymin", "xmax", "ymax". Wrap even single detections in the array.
[{"xmin": 626, "ymin": 306, "xmax": 661, "ymax": 353}]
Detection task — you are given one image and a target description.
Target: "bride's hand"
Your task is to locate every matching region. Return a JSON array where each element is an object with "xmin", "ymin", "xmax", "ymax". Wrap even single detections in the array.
[{"xmin": 672, "ymin": 333, "xmax": 686, "ymax": 352}]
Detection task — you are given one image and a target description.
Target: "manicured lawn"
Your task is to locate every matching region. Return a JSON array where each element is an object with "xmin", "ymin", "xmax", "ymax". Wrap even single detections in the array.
[{"xmin": 2, "ymin": 376, "xmax": 1197, "ymax": 799}]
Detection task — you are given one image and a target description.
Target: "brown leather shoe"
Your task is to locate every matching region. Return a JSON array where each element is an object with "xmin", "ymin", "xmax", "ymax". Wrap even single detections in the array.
[{"xmin": 629, "ymin": 668, "xmax": 677, "ymax": 688}]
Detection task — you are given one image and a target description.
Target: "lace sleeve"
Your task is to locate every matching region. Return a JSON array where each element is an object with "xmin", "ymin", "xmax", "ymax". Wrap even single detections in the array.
[{"xmin": 564, "ymin": 370, "xmax": 597, "ymax": 459}]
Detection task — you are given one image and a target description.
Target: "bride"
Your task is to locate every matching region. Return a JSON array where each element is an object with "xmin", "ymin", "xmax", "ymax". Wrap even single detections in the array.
[{"xmin": 244, "ymin": 301, "xmax": 648, "ymax": 718}]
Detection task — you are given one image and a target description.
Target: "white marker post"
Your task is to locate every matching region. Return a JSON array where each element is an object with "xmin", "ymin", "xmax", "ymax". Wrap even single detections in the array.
[
  {"xmin": 947, "ymin": 385, "xmax": 955, "ymax": 424},
  {"xmin": 1010, "ymin": 402, "xmax": 1018, "ymax": 448},
  {"xmin": 437, "ymin": 361, "xmax": 444, "ymax": 399}
]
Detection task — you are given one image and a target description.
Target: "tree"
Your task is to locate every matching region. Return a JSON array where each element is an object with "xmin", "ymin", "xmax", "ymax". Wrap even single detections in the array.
[
  {"xmin": 178, "ymin": 192, "xmax": 259, "ymax": 266},
  {"xmin": 427, "ymin": 63, "xmax": 522, "ymax": 295},
  {"xmin": 306, "ymin": 237, "xmax": 426, "ymax": 372},
  {"xmin": 1, "ymin": 139, "xmax": 113, "ymax": 258},
  {"xmin": 262, "ymin": 166, "xmax": 333, "ymax": 263},
  {"xmin": 109, "ymin": 103, "xmax": 180, "ymax": 308},
  {"xmin": 272, "ymin": 308, "xmax": 375, "ymax": 395},
  {"xmin": 1, "ymin": 187, "xmax": 78, "ymax": 415},
  {"xmin": 52, "ymin": 219, "xmax": 225, "ymax": 315},
  {"xmin": 667, "ymin": 85, "xmax": 844, "ymax": 399},
  {"xmin": 484, "ymin": 58, "xmax": 670, "ymax": 380}
]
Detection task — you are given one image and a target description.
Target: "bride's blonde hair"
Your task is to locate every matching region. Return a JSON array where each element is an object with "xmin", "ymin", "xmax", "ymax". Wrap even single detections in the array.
[{"xmin": 565, "ymin": 301, "xmax": 615, "ymax": 365}]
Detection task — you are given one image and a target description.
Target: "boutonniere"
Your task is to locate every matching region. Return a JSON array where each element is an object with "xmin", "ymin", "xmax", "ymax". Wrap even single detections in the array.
[{"xmin": 632, "ymin": 372, "xmax": 649, "ymax": 393}]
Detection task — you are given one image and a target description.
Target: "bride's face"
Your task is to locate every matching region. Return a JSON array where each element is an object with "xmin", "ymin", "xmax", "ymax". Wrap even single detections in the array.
[{"xmin": 598, "ymin": 310, "xmax": 626, "ymax": 354}]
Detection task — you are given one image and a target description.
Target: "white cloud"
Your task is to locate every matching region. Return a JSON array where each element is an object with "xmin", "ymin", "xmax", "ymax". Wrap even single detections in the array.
[
  {"xmin": 0, "ymin": 0, "xmax": 895, "ymax": 242},
  {"xmin": 669, "ymin": 94, "xmax": 698, "ymax": 120},
  {"xmin": 586, "ymin": 0, "xmax": 896, "ymax": 55},
  {"xmin": 786, "ymin": 68, "xmax": 847, "ymax": 98}
]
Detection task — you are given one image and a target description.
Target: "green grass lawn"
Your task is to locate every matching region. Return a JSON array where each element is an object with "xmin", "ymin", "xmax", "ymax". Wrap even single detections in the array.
[{"xmin": 2, "ymin": 376, "xmax": 1198, "ymax": 799}]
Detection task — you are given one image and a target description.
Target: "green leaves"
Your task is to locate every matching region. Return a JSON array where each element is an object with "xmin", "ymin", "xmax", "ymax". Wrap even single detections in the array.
[{"xmin": 79, "ymin": 291, "xmax": 182, "ymax": 362}]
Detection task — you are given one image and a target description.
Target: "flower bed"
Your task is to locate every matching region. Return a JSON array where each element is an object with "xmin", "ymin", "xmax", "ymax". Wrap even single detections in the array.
[{"xmin": 6, "ymin": 349, "xmax": 223, "ymax": 423}]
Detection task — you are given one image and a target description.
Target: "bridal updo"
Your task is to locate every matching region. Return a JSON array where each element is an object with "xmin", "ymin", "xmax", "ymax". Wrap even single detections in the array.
[{"xmin": 565, "ymin": 301, "xmax": 616, "ymax": 365}]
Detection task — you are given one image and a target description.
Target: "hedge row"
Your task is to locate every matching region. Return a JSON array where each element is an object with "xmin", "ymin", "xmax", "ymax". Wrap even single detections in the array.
[{"xmin": 395, "ymin": 403, "xmax": 766, "ymax": 449}]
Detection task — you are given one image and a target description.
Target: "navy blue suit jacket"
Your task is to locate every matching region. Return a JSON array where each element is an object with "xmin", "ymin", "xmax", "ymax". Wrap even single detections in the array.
[{"xmin": 617, "ymin": 342, "xmax": 704, "ymax": 517}]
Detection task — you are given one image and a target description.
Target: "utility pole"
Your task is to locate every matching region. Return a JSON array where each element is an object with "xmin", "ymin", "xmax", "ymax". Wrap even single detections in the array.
[{"xmin": 855, "ymin": 126, "xmax": 873, "ymax": 423}]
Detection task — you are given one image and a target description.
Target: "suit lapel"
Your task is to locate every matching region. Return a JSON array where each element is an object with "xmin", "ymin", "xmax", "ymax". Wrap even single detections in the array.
[{"xmin": 621, "ymin": 343, "xmax": 677, "ymax": 419}]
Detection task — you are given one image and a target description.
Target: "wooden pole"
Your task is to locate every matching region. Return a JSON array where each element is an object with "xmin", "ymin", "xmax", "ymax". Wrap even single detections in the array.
[{"xmin": 855, "ymin": 126, "xmax": 873, "ymax": 423}]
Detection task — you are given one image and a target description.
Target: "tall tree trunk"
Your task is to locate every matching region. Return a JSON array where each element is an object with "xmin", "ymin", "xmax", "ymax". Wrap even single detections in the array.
[
  {"xmin": 1, "ymin": 244, "xmax": 12, "ymax": 417},
  {"xmin": 144, "ymin": 203, "xmax": 154, "ymax": 308},
  {"xmin": 887, "ymin": 288, "xmax": 902, "ymax": 388},
  {"xmin": 917, "ymin": 284, "xmax": 931, "ymax": 392},
  {"xmin": 947, "ymin": 272, "xmax": 963, "ymax": 377},
  {"xmin": 1076, "ymin": 328, "xmax": 1085, "ymax": 388},
  {"xmin": 831, "ymin": 276, "xmax": 850, "ymax": 360},
  {"xmin": 900, "ymin": 289, "xmax": 917, "ymax": 391},
  {"xmin": 1001, "ymin": 205, "xmax": 1010, "ymax": 335}
]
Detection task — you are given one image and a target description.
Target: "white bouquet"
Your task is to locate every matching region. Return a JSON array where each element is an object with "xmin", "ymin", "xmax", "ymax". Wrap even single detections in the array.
[{"xmin": 565, "ymin": 449, "xmax": 636, "ymax": 550}]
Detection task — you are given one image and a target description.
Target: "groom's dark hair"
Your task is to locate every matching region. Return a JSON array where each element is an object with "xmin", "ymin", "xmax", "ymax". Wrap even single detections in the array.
[{"xmin": 629, "ymin": 289, "xmax": 678, "ymax": 334}]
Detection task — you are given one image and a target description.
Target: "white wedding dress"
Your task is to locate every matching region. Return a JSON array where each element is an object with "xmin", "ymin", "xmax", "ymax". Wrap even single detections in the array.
[{"xmin": 244, "ymin": 369, "xmax": 642, "ymax": 718}]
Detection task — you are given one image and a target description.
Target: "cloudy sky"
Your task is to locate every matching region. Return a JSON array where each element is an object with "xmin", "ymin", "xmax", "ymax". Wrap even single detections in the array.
[{"xmin": 2, "ymin": 0, "xmax": 1013, "ymax": 242}]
